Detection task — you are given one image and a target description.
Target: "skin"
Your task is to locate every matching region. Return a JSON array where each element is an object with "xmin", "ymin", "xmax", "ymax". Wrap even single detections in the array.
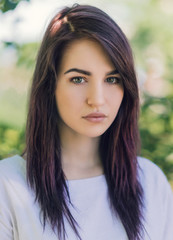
[{"xmin": 55, "ymin": 39, "xmax": 124, "ymax": 180}]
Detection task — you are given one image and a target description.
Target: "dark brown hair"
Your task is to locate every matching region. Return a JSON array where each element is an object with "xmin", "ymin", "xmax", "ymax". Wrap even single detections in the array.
[{"xmin": 24, "ymin": 4, "xmax": 144, "ymax": 240}]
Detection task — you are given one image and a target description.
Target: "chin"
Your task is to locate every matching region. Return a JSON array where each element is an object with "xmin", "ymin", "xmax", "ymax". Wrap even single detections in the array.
[{"xmin": 81, "ymin": 129, "xmax": 107, "ymax": 138}]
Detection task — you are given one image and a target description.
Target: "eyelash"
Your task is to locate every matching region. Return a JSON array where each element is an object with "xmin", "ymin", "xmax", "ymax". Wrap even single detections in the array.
[
  {"xmin": 70, "ymin": 76, "xmax": 121, "ymax": 84},
  {"xmin": 70, "ymin": 76, "xmax": 86, "ymax": 84},
  {"xmin": 106, "ymin": 77, "xmax": 121, "ymax": 84}
]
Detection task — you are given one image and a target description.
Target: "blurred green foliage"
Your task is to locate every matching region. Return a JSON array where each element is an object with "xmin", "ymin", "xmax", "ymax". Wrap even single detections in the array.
[
  {"xmin": 0, "ymin": 123, "xmax": 25, "ymax": 159},
  {"xmin": 0, "ymin": 0, "xmax": 30, "ymax": 12},
  {"xmin": 16, "ymin": 42, "xmax": 39, "ymax": 69},
  {"xmin": 139, "ymin": 94, "xmax": 173, "ymax": 180},
  {"xmin": 128, "ymin": 0, "xmax": 173, "ymax": 180}
]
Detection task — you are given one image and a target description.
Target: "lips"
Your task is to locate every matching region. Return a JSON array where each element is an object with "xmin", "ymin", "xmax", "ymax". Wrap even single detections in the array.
[{"xmin": 82, "ymin": 112, "xmax": 107, "ymax": 123}]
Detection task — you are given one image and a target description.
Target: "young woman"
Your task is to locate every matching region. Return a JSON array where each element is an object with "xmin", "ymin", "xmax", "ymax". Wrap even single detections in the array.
[{"xmin": 0, "ymin": 4, "xmax": 173, "ymax": 240}]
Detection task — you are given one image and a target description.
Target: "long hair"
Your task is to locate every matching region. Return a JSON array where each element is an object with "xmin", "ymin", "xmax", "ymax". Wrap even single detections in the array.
[{"xmin": 24, "ymin": 4, "xmax": 144, "ymax": 240}]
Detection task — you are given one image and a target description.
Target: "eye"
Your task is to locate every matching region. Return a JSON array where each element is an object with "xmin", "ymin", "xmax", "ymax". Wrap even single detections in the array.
[
  {"xmin": 70, "ymin": 76, "xmax": 86, "ymax": 84},
  {"xmin": 106, "ymin": 76, "xmax": 120, "ymax": 84}
]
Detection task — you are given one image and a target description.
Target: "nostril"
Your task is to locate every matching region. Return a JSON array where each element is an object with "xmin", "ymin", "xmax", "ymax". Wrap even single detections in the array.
[
  {"xmin": 86, "ymin": 85, "xmax": 105, "ymax": 107},
  {"xmin": 87, "ymin": 95, "xmax": 104, "ymax": 107}
]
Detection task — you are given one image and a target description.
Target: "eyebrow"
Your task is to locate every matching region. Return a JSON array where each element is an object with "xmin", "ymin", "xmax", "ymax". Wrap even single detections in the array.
[
  {"xmin": 107, "ymin": 69, "xmax": 119, "ymax": 76},
  {"xmin": 64, "ymin": 68, "xmax": 91, "ymax": 75},
  {"xmin": 64, "ymin": 68, "xmax": 119, "ymax": 76}
]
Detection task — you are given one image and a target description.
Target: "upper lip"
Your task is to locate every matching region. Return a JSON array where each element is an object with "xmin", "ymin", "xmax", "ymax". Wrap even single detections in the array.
[{"xmin": 83, "ymin": 112, "xmax": 107, "ymax": 118}]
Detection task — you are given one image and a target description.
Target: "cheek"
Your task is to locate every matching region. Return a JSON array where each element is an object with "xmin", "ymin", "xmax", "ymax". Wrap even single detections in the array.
[
  {"xmin": 55, "ymin": 88, "xmax": 85, "ymax": 116},
  {"xmin": 56, "ymin": 92, "xmax": 71, "ymax": 116},
  {"xmin": 117, "ymin": 90, "xmax": 124, "ymax": 106},
  {"xmin": 109, "ymin": 91, "xmax": 124, "ymax": 120},
  {"xmin": 108, "ymin": 88, "xmax": 124, "ymax": 108}
]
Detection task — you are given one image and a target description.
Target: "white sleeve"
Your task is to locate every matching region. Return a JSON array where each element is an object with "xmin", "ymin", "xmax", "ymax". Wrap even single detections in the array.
[
  {"xmin": 0, "ymin": 173, "xmax": 14, "ymax": 240},
  {"xmin": 0, "ymin": 206, "xmax": 14, "ymax": 240},
  {"xmin": 138, "ymin": 157, "xmax": 173, "ymax": 240},
  {"xmin": 161, "ymin": 178, "xmax": 173, "ymax": 240}
]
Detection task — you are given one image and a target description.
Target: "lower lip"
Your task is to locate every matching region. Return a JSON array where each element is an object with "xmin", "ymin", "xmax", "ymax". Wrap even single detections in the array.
[{"xmin": 83, "ymin": 117, "xmax": 106, "ymax": 123}]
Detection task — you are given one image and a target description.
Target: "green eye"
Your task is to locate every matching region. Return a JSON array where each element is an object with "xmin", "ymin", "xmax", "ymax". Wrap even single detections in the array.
[
  {"xmin": 71, "ymin": 77, "xmax": 85, "ymax": 84},
  {"xmin": 106, "ymin": 77, "xmax": 120, "ymax": 84}
]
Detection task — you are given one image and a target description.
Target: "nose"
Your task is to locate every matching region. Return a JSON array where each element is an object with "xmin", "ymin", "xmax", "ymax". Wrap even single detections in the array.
[{"xmin": 86, "ymin": 83, "xmax": 105, "ymax": 108}]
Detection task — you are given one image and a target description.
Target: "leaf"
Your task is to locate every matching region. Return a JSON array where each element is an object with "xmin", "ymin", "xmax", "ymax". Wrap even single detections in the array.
[{"xmin": 0, "ymin": 0, "xmax": 30, "ymax": 13}]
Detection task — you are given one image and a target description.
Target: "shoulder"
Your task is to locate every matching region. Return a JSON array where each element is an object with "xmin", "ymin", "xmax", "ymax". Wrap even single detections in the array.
[
  {"xmin": 138, "ymin": 156, "xmax": 162, "ymax": 172},
  {"xmin": 137, "ymin": 156, "xmax": 173, "ymax": 207},
  {"xmin": 137, "ymin": 156, "xmax": 169, "ymax": 186},
  {"xmin": 0, "ymin": 155, "xmax": 26, "ymax": 173},
  {"xmin": 137, "ymin": 158, "xmax": 173, "ymax": 239},
  {"xmin": 0, "ymin": 155, "xmax": 27, "ymax": 191},
  {"xmin": 0, "ymin": 154, "xmax": 26, "ymax": 176},
  {"xmin": 0, "ymin": 155, "xmax": 35, "ymax": 213},
  {"xmin": 0, "ymin": 156, "xmax": 44, "ymax": 239}
]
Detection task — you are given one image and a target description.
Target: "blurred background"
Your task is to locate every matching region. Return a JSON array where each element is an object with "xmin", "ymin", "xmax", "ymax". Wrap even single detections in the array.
[{"xmin": 0, "ymin": 0, "xmax": 173, "ymax": 186}]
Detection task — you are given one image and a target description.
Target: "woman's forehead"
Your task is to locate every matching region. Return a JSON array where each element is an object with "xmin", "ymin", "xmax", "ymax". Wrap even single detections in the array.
[{"xmin": 58, "ymin": 38, "xmax": 115, "ymax": 73}]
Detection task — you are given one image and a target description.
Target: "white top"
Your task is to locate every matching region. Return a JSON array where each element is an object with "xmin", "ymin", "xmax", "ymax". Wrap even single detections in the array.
[{"xmin": 0, "ymin": 155, "xmax": 173, "ymax": 240}]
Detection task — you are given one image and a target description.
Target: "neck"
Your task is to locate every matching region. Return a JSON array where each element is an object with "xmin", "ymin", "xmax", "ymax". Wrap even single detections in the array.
[{"xmin": 59, "ymin": 126, "xmax": 103, "ymax": 180}]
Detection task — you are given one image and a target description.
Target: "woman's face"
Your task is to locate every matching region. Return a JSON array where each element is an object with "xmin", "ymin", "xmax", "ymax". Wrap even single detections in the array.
[{"xmin": 55, "ymin": 38, "xmax": 124, "ymax": 138}]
